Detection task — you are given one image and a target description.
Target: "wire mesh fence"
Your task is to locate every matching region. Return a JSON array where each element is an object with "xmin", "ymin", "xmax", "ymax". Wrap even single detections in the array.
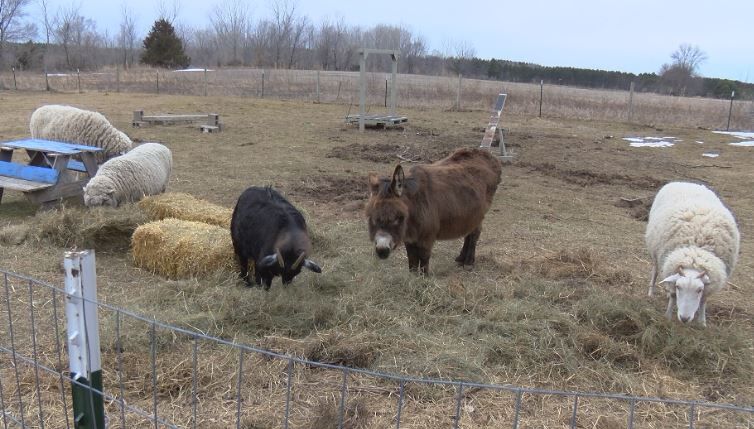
[
  {"xmin": 1, "ymin": 67, "xmax": 753, "ymax": 130},
  {"xmin": 2, "ymin": 260, "xmax": 754, "ymax": 429}
]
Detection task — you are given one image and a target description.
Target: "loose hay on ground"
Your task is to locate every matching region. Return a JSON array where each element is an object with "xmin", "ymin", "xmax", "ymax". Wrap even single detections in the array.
[
  {"xmin": 131, "ymin": 218, "xmax": 235, "ymax": 279},
  {"xmin": 138, "ymin": 192, "xmax": 233, "ymax": 228}
]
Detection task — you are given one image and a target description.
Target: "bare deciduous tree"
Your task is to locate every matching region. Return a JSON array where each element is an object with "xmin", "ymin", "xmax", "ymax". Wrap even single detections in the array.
[
  {"xmin": 156, "ymin": 0, "xmax": 180, "ymax": 25},
  {"xmin": 53, "ymin": 4, "xmax": 101, "ymax": 69},
  {"xmin": 660, "ymin": 43, "xmax": 707, "ymax": 96},
  {"xmin": 0, "ymin": 0, "xmax": 36, "ymax": 65},
  {"xmin": 671, "ymin": 43, "xmax": 707, "ymax": 76},
  {"xmin": 118, "ymin": 4, "xmax": 137, "ymax": 69},
  {"xmin": 211, "ymin": 0, "xmax": 250, "ymax": 65}
]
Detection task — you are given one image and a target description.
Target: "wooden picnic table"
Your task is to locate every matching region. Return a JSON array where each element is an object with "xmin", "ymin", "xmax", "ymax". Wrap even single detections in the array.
[{"xmin": 0, "ymin": 138, "xmax": 103, "ymax": 208}]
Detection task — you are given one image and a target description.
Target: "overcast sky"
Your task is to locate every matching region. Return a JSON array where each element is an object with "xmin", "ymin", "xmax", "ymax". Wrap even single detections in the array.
[{"xmin": 34, "ymin": 0, "xmax": 753, "ymax": 81}]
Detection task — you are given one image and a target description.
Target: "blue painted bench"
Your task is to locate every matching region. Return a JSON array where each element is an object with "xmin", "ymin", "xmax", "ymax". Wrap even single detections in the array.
[{"xmin": 0, "ymin": 138, "xmax": 103, "ymax": 206}]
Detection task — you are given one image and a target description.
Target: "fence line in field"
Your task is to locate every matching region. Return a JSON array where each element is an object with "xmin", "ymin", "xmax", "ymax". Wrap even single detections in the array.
[
  {"xmin": 1, "ymin": 67, "xmax": 753, "ymax": 130},
  {"xmin": 1, "ymin": 251, "xmax": 754, "ymax": 428}
]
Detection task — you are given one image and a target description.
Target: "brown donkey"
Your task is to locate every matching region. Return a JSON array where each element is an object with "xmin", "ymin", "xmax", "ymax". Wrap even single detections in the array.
[{"xmin": 365, "ymin": 148, "xmax": 502, "ymax": 273}]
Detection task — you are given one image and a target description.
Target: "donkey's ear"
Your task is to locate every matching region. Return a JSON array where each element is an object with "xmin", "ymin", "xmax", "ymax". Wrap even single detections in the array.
[
  {"xmin": 390, "ymin": 164, "xmax": 405, "ymax": 197},
  {"xmin": 368, "ymin": 173, "xmax": 380, "ymax": 196}
]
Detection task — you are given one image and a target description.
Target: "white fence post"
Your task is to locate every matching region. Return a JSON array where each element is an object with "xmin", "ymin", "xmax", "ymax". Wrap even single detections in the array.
[{"xmin": 64, "ymin": 250, "xmax": 104, "ymax": 429}]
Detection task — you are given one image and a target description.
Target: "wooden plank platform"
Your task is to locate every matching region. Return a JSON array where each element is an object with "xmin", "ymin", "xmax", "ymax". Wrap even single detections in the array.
[
  {"xmin": 480, "ymin": 94, "xmax": 506, "ymax": 149},
  {"xmin": 479, "ymin": 93, "xmax": 513, "ymax": 161},
  {"xmin": 133, "ymin": 111, "xmax": 222, "ymax": 132},
  {"xmin": 345, "ymin": 114, "xmax": 408, "ymax": 128},
  {"xmin": 0, "ymin": 176, "xmax": 54, "ymax": 192}
]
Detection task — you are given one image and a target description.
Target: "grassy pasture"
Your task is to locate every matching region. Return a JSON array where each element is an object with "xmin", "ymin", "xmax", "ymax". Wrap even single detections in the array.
[{"xmin": 0, "ymin": 89, "xmax": 753, "ymax": 428}]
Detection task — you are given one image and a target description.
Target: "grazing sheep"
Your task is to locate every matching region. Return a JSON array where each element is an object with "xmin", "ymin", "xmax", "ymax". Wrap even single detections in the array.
[
  {"xmin": 83, "ymin": 143, "xmax": 172, "ymax": 208},
  {"xmin": 30, "ymin": 104, "xmax": 132, "ymax": 161},
  {"xmin": 646, "ymin": 182, "xmax": 740, "ymax": 327}
]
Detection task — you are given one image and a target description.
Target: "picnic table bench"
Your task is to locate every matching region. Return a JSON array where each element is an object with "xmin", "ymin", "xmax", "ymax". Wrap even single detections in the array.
[{"xmin": 0, "ymin": 138, "xmax": 103, "ymax": 208}]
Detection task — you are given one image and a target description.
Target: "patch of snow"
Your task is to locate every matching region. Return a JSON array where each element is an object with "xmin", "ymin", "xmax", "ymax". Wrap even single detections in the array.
[
  {"xmin": 702, "ymin": 152, "xmax": 719, "ymax": 158},
  {"xmin": 174, "ymin": 68, "xmax": 214, "ymax": 72},
  {"xmin": 695, "ymin": 141, "xmax": 704, "ymax": 144},
  {"xmin": 713, "ymin": 131, "xmax": 754, "ymax": 139},
  {"xmin": 729, "ymin": 141, "xmax": 754, "ymax": 147},
  {"xmin": 623, "ymin": 136, "xmax": 680, "ymax": 148},
  {"xmin": 629, "ymin": 141, "xmax": 674, "ymax": 148},
  {"xmin": 47, "ymin": 73, "xmax": 69, "ymax": 76}
]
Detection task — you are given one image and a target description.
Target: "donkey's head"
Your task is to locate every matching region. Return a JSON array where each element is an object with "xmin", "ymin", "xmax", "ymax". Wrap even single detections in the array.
[{"xmin": 365, "ymin": 165, "xmax": 410, "ymax": 260}]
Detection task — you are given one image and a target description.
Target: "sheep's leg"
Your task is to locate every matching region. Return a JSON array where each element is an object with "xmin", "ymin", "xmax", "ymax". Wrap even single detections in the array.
[
  {"xmin": 648, "ymin": 264, "xmax": 657, "ymax": 297},
  {"xmin": 665, "ymin": 293, "xmax": 676, "ymax": 320},
  {"xmin": 697, "ymin": 295, "xmax": 708, "ymax": 328}
]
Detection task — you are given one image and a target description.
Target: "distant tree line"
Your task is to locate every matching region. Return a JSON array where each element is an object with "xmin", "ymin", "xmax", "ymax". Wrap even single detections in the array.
[{"xmin": 0, "ymin": 0, "xmax": 750, "ymax": 100}]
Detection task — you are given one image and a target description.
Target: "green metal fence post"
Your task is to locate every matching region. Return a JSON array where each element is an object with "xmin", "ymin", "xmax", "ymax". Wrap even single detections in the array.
[{"xmin": 64, "ymin": 250, "xmax": 104, "ymax": 429}]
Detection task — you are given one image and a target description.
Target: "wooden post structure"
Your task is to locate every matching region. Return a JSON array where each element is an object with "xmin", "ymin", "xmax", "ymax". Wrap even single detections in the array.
[
  {"xmin": 261, "ymin": 70, "xmax": 265, "ymax": 98},
  {"xmin": 116, "ymin": 66, "xmax": 120, "ymax": 93},
  {"xmin": 316, "ymin": 70, "xmax": 321, "ymax": 103},
  {"xmin": 45, "ymin": 68, "xmax": 50, "ymax": 91},
  {"xmin": 628, "ymin": 81, "xmax": 635, "ymax": 122},
  {"xmin": 539, "ymin": 80, "xmax": 544, "ymax": 118},
  {"xmin": 12, "ymin": 67, "xmax": 17, "ymax": 90},
  {"xmin": 204, "ymin": 67, "xmax": 208, "ymax": 97},
  {"xmin": 77, "ymin": 68, "xmax": 81, "ymax": 93},
  {"xmin": 156, "ymin": 70, "xmax": 159, "ymax": 94},
  {"xmin": 727, "ymin": 90, "xmax": 735, "ymax": 131},
  {"xmin": 456, "ymin": 74, "xmax": 462, "ymax": 110},
  {"xmin": 357, "ymin": 48, "xmax": 399, "ymax": 132}
]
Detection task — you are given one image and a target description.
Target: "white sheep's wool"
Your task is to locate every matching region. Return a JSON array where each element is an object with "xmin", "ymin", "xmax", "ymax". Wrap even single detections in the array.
[
  {"xmin": 645, "ymin": 181, "xmax": 740, "ymax": 326},
  {"xmin": 30, "ymin": 104, "xmax": 132, "ymax": 161},
  {"xmin": 84, "ymin": 143, "xmax": 172, "ymax": 207}
]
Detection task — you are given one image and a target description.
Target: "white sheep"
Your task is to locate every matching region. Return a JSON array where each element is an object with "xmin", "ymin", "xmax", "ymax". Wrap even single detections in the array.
[
  {"xmin": 30, "ymin": 105, "xmax": 132, "ymax": 161},
  {"xmin": 83, "ymin": 143, "xmax": 172, "ymax": 207},
  {"xmin": 645, "ymin": 181, "xmax": 740, "ymax": 327}
]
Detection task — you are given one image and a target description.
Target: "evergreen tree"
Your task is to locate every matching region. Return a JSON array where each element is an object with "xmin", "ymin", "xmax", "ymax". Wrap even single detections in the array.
[{"xmin": 140, "ymin": 19, "xmax": 190, "ymax": 68}]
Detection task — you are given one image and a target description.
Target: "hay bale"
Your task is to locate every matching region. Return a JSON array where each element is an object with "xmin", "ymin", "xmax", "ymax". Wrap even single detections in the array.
[
  {"xmin": 138, "ymin": 193, "xmax": 233, "ymax": 228},
  {"xmin": 131, "ymin": 218, "xmax": 235, "ymax": 279}
]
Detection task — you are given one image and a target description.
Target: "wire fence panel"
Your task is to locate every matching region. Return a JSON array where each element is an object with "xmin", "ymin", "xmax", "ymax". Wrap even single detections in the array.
[
  {"xmin": 1, "ymin": 67, "xmax": 753, "ymax": 130},
  {"xmin": 2, "ymin": 267, "xmax": 754, "ymax": 428}
]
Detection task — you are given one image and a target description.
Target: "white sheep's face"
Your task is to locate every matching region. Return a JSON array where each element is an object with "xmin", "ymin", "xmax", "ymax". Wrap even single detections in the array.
[
  {"xmin": 83, "ymin": 187, "xmax": 117, "ymax": 208},
  {"xmin": 661, "ymin": 268, "xmax": 710, "ymax": 323}
]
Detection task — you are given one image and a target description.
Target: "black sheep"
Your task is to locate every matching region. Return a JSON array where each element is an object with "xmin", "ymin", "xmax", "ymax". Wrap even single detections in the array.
[{"xmin": 230, "ymin": 186, "xmax": 322, "ymax": 289}]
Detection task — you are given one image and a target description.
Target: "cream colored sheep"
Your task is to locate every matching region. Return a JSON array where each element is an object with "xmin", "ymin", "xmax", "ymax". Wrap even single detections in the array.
[
  {"xmin": 84, "ymin": 143, "xmax": 172, "ymax": 207},
  {"xmin": 30, "ymin": 105, "xmax": 132, "ymax": 161},
  {"xmin": 645, "ymin": 182, "xmax": 739, "ymax": 327}
]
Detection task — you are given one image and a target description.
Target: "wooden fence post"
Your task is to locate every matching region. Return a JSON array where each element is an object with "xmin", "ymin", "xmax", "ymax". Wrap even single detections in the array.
[
  {"xmin": 727, "ymin": 91, "xmax": 735, "ymax": 131},
  {"xmin": 456, "ymin": 74, "xmax": 462, "ymax": 110},
  {"xmin": 204, "ymin": 68, "xmax": 208, "ymax": 97},
  {"xmin": 539, "ymin": 80, "xmax": 544, "ymax": 118},
  {"xmin": 628, "ymin": 81, "xmax": 635, "ymax": 122},
  {"xmin": 156, "ymin": 70, "xmax": 159, "ymax": 94},
  {"xmin": 12, "ymin": 67, "xmax": 17, "ymax": 90},
  {"xmin": 77, "ymin": 68, "xmax": 81, "ymax": 93}
]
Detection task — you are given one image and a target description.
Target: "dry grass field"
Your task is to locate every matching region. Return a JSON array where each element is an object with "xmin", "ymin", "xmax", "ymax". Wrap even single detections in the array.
[{"xmin": 1, "ymin": 89, "xmax": 753, "ymax": 428}]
